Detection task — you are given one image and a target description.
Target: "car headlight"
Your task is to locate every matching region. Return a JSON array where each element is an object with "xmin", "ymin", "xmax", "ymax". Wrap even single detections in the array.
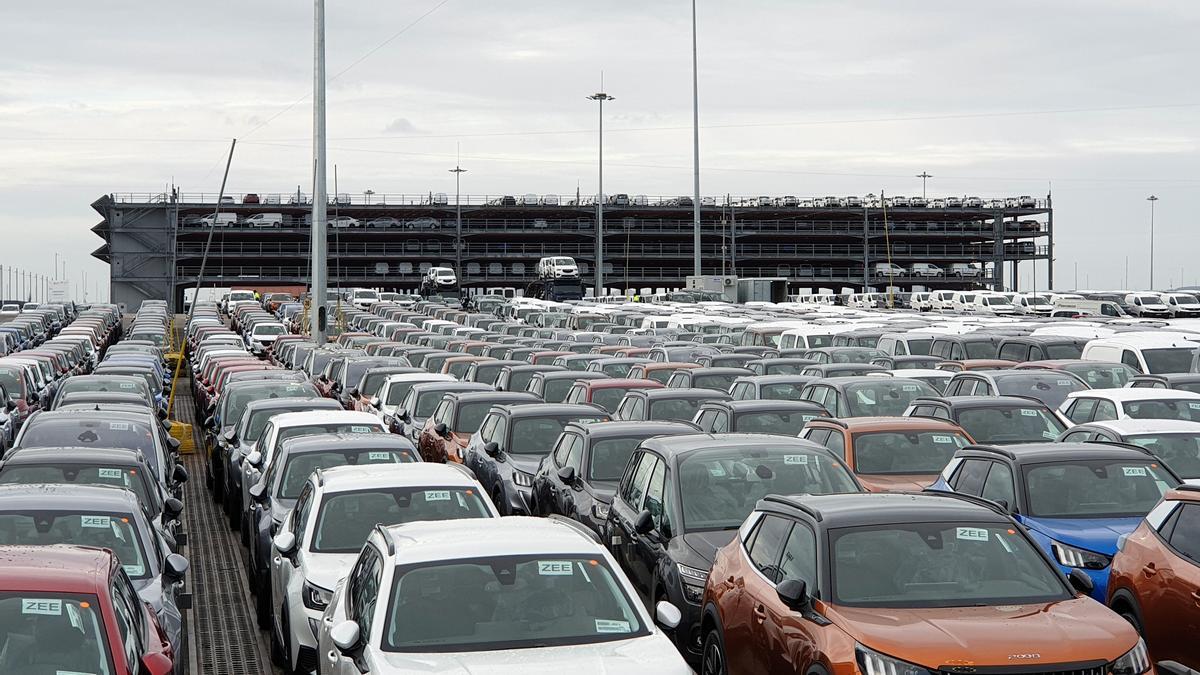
[
  {"xmin": 1110, "ymin": 638, "xmax": 1150, "ymax": 675},
  {"xmin": 677, "ymin": 563, "xmax": 709, "ymax": 604},
  {"xmin": 1051, "ymin": 541, "xmax": 1111, "ymax": 570},
  {"xmin": 856, "ymin": 644, "xmax": 933, "ymax": 675},
  {"xmin": 591, "ymin": 501, "xmax": 610, "ymax": 520},
  {"xmin": 302, "ymin": 580, "xmax": 333, "ymax": 611},
  {"xmin": 511, "ymin": 470, "xmax": 533, "ymax": 488}
]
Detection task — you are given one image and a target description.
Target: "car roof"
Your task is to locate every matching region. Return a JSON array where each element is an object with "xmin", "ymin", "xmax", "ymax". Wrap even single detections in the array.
[
  {"xmin": 959, "ymin": 441, "xmax": 1156, "ymax": 464},
  {"xmin": 0, "ymin": 545, "xmax": 113, "ymax": 593},
  {"xmin": 316, "ymin": 463, "xmax": 476, "ymax": 492},
  {"xmin": 563, "ymin": 419, "xmax": 697, "ymax": 438},
  {"xmin": 0, "ymin": 446, "xmax": 145, "ymax": 466},
  {"xmin": 814, "ymin": 416, "xmax": 967, "ymax": 432},
  {"xmin": 495, "ymin": 403, "xmax": 607, "ymax": 418},
  {"xmin": 640, "ymin": 432, "xmax": 824, "ymax": 457},
  {"xmin": 242, "ymin": 396, "xmax": 339, "ymax": 413},
  {"xmin": 0, "ymin": 483, "xmax": 141, "ymax": 511},
  {"xmin": 383, "ymin": 373, "xmax": 456, "ymax": 384},
  {"xmin": 1164, "ymin": 485, "xmax": 1200, "ymax": 504},
  {"xmin": 686, "ymin": 367, "xmax": 754, "ymax": 375},
  {"xmin": 443, "ymin": 391, "xmax": 540, "ymax": 405},
  {"xmin": 266, "ymin": 410, "xmax": 384, "ymax": 428},
  {"xmin": 770, "ymin": 492, "xmax": 1010, "ymax": 528},
  {"xmin": 917, "ymin": 395, "xmax": 1048, "ymax": 409},
  {"xmin": 536, "ymin": 370, "xmax": 608, "ymax": 380},
  {"xmin": 585, "ymin": 378, "xmax": 661, "ymax": 389},
  {"xmin": 386, "ymin": 516, "xmax": 601, "ymax": 564},
  {"xmin": 642, "ymin": 387, "xmax": 729, "ymax": 400},
  {"xmin": 717, "ymin": 399, "xmax": 828, "ymax": 413},
  {"xmin": 279, "ymin": 432, "xmax": 416, "ymax": 453},
  {"xmin": 1066, "ymin": 388, "xmax": 1200, "ymax": 402},
  {"xmin": 1074, "ymin": 419, "xmax": 1200, "ymax": 435}
]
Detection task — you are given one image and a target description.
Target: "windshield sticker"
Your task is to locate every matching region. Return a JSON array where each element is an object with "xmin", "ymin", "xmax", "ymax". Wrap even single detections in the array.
[
  {"xmin": 119, "ymin": 382, "xmax": 134, "ymax": 389},
  {"xmin": 424, "ymin": 490, "xmax": 451, "ymax": 502},
  {"xmin": 22, "ymin": 598, "xmax": 62, "ymax": 616},
  {"xmin": 783, "ymin": 455, "xmax": 809, "ymax": 465},
  {"xmin": 65, "ymin": 602, "xmax": 83, "ymax": 630},
  {"xmin": 956, "ymin": 527, "xmax": 989, "ymax": 542},
  {"xmin": 1190, "ymin": 403, "xmax": 1200, "ymax": 410},
  {"xmin": 1056, "ymin": 380, "xmax": 1073, "ymax": 386},
  {"xmin": 109, "ymin": 422, "xmax": 131, "ymax": 431},
  {"xmin": 594, "ymin": 619, "xmax": 631, "ymax": 633},
  {"xmin": 97, "ymin": 468, "xmax": 123, "ymax": 479},
  {"xmin": 81, "ymin": 515, "xmax": 110, "ymax": 529},
  {"xmin": 707, "ymin": 464, "xmax": 726, "ymax": 477},
  {"xmin": 901, "ymin": 384, "xmax": 918, "ymax": 392},
  {"xmin": 1019, "ymin": 409, "xmax": 1038, "ymax": 417},
  {"xmin": 1123, "ymin": 467, "xmax": 1148, "ymax": 477},
  {"xmin": 932, "ymin": 435, "xmax": 953, "ymax": 444},
  {"xmin": 367, "ymin": 451, "xmax": 392, "ymax": 461},
  {"xmin": 1042, "ymin": 431, "xmax": 1056, "ymax": 439},
  {"xmin": 350, "ymin": 425, "xmax": 372, "ymax": 433},
  {"xmin": 537, "ymin": 561, "xmax": 574, "ymax": 576},
  {"xmin": 122, "ymin": 564, "xmax": 145, "ymax": 577}
]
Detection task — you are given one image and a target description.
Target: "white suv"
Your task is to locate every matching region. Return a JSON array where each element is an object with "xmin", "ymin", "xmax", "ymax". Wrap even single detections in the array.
[
  {"xmin": 270, "ymin": 463, "xmax": 499, "ymax": 674},
  {"xmin": 317, "ymin": 517, "xmax": 690, "ymax": 674}
]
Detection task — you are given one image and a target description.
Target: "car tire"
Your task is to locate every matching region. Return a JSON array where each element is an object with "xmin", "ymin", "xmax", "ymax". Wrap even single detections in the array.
[{"xmin": 701, "ymin": 627, "xmax": 728, "ymax": 675}]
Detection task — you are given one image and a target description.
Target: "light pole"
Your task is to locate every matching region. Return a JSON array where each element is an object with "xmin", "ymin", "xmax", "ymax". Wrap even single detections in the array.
[
  {"xmin": 311, "ymin": 0, "xmax": 329, "ymax": 343},
  {"xmin": 1147, "ymin": 195, "xmax": 1158, "ymax": 289},
  {"xmin": 364, "ymin": 189, "xmax": 374, "ymax": 205},
  {"xmin": 916, "ymin": 172, "xmax": 932, "ymax": 199},
  {"xmin": 691, "ymin": 0, "xmax": 702, "ymax": 278},
  {"xmin": 450, "ymin": 162, "xmax": 467, "ymax": 277},
  {"xmin": 588, "ymin": 87, "xmax": 614, "ymax": 297}
]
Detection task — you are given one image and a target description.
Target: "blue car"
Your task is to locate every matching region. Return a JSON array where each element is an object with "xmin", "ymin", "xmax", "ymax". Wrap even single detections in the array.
[{"xmin": 928, "ymin": 442, "xmax": 1181, "ymax": 600}]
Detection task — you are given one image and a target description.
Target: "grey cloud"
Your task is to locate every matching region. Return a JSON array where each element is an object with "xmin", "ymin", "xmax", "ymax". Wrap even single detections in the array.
[{"xmin": 382, "ymin": 117, "xmax": 422, "ymax": 135}]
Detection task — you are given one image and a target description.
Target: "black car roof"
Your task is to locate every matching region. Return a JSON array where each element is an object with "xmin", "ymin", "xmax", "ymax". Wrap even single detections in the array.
[
  {"xmin": 535, "ymin": 370, "xmax": 609, "ymax": 381},
  {"xmin": 643, "ymin": 387, "xmax": 731, "ymax": 401},
  {"xmin": 563, "ymin": 420, "xmax": 698, "ymax": 439},
  {"xmin": 443, "ymin": 391, "xmax": 540, "ymax": 405},
  {"xmin": 719, "ymin": 399, "xmax": 828, "ymax": 413},
  {"xmin": 911, "ymin": 395, "xmax": 1048, "ymax": 409},
  {"xmin": 956, "ymin": 441, "xmax": 1157, "ymax": 464},
  {"xmin": 739, "ymin": 374, "xmax": 818, "ymax": 384},
  {"xmin": 762, "ymin": 491, "xmax": 1010, "ymax": 528},
  {"xmin": 494, "ymin": 403, "xmax": 608, "ymax": 418},
  {"xmin": 686, "ymin": 367, "xmax": 754, "ymax": 376},
  {"xmin": 640, "ymin": 432, "xmax": 826, "ymax": 458},
  {"xmin": 0, "ymin": 446, "xmax": 145, "ymax": 466},
  {"xmin": 0, "ymin": 483, "xmax": 141, "ymax": 512}
]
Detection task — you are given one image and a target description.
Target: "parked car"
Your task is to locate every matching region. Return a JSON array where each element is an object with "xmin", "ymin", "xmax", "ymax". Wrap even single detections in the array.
[{"xmin": 801, "ymin": 415, "xmax": 973, "ymax": 491}]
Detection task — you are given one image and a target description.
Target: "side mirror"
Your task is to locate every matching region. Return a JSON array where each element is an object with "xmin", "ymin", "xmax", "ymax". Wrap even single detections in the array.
[
  {"xmin": 775, "ymin": 578, "xmax": 808, "ymax": 610},
  {"xmin": 248, "ymin": 482, "xmax": 267, "ymax": 502},
  {"xmin": 138, "ymin": 651, "xmax": 174, "ymax": 675},
  {"xmin": 557, "ymin": 465, "xmax": 576, "ymax": 485},
  {"xmin": 166, "ymin": 437, "xmax": 181, "ymax": 453},
  {"xmin": 27, "ymin": 392, "xmax": 38, "ymax": 405},
  {"xmin": 222, "ymin": 429, "xmax": 237, "ymax": 445},
  {"xmin": 484, "ymin": 441, "xmax": 500, "ymax": 457},
  {"xmin": 993, "ymin": 498, "xmax": 1011, "ymax": 513},
  {"xmin": 399, "ymin": 408, "xmax": 412, "ymax": 423},
  {"xmin": 204, "ymin": 415, "xmax": 215, "ymax": 428},
  {"xmin": 4, "ymin": 400, "xmax": 13, "ymax": 412},
  {"xmin": 173, "ymin": 464, "xmax": 190, "ymax": 484},
  {"xmin": 1067, "ymin": 568, "xmax": 1094, "ymax": 595},
  {"xmin": 163, "ymin": 497, "xmax": 184, "ymax": 522},
  {"xmin": 348, "ymin": 387, "xmax": 359, "ymax": 398},
  {"xmin": 435, "ymin": 422, "xmax": 450, "ymax": 437},
  {"xmin": 273, "ymin": 531, "xmax": 297, "ymax": 556},
  {"xmin": 246, "ymin": 451, "xmax": 262, "ymax": 467},
  {"xmin": 370, "ymin": 396, "xmax": 381, "ymax": 409},
  {"xmin": 164, "ymin": 553, "xmax": 189, "ymax": 582},
  {"xmin": 655, "ymin": 600, "xmax": 682, "ymax": 630},
  {"xmin": 1157, "ymin": 662, "xmax": 1200, "ymax": 675},
  {"xmin": 633, "ymin": 509, "xmax": 654, "ymax": 535},
  {"xmin": 330, "ymin": 619, "xmax": 361, "ymax": 652}
]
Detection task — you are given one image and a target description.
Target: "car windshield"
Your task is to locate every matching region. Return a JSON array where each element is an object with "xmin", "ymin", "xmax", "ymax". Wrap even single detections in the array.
[
  {"xmin": 995, "ymin": 375, "xmax": 1086, "ymax": 409},
  {"xmin": 1125, "ymin": 434, "xmax": 1200, "ymax": 479},
  {"xmin": 646, "ymin": 369, "xmax": 674, "ymax": 385},
  {"xmin": 360, "ymin": 371, "xmax": 403, "ymax": 397},
  {"xmin": 591, "ymin": 388, "xmax": 634, "ymax": 413},
  {"xmin": 354, "ymin": 291, "xmax": 379, "ymax": 299},
  {"xmin": 691, "ymin": 374, "xmax": 737, "ymax": 392},
  {"xmin": 1142, "ymin": 348, "xmax": 1200, "ymax": 374},
  {"xmin": 57, "ymin": 379, "xmax": 146, "ymax": 398},
  {"xmin": 1024, "ymin": 460, "xmax": 1175, "ymax": 518},
  {"xmin": 964, "ymin": 342, "xmax": 997, "ymax": 359},
  {"xmin": 761, "ymin": 362, "xmax": 804, "ymax": 375},
  {"xmin": 679, "ymin": 445, "xmax": 859, "ymax": 531},
  {"xmin": 1122, "ymin": 398, "xmax": 1200, "ymax": 421},
  {"xmin": 223, "ymin": 383, "xmax": 316, "ymax": 427},
  {"xmin": 273, "ymin": 423, "xmax": 383, "ymax": 455},
  {"xmin": 244, "ymin": 406, "xmax": 315, "ymax": 443},
  {"xmin": 0, "ymin": 593, "xmax": 113, "ymax": 674},
  {"xmin": 0, "ymin": 369, "xmax": 21, "ymax": 400},
  {"xmin": 830, "ymin": 349, "xmax": 885, "ymax": 364},
  {"xmin": 845, "ymin": 381, "xmax": 937, "ymax": 417},
  {"xmin": 510, "ymin": 416, "xmax": 606, "ymax": 455},
  {"xmin": 649, "ymin": 397, "xmax": 705, "ymax": 421},
  {"xmin": 0, "ymin": 465, "xmax": 156, "ymax": 512},
  {"xmin": 17, "ymin": 419, "xmax": 158, "ymax": 468},
  {"xmin": 1044, "ymin": 344, "xmax": 1083, "ymax": 359},
  {"xmin": 254, "ymin": 325, "xmax": 286, "ymax": 337},
  {"xmin": 278, "ymin": 448, "xmax": 417, "ymax": 498},
  {"xmin": 1062, "ymin": 363, "xmax": 1136, "ymax": 388},
  {"xmin": 760, "ymin": 383, "xmax": 804, "ymax": 400},
  {"xmin": 830, "ymin": 523, "xmax": 1068, "ymax": 608},
  {"xmin": 542, "ymin": 379, "xmax": 575, "ymax": 403},
  {"xmin": 382, "ymin": 554, "xmax": 646, "ymax": 652},
  {"xmin": 229, "ymin": 291, "xmax": 255, "ymax": 300},
  {"xmin": 587, "ymin": 438, "xmax": 643, "ymax": 482},
  {"xmin": 0, "ymin": 512, "xmax": 148, "ymax": 579},
  {"xmin": 956, "ymin": 407, "xmax": 1065, "ymax": 444},
  {"xmin": 852, "ymin": 431, "xmax": 971, "ymax": 474},
  {"xmin": 1027, "ymin": 297, "xmax": 1051, "ymax": 306},
  {"xmin": 507, "ymin": 371, "xmax": 542, "ymax": 392},
  {"xmin": 734, "ymin": 411, "xmax": 818, "ymax": 435},
  {"xmin": 984, "ymin": 297, "xmax": 1007, "ymax": 306},
  {"xmin": 312, "ymin": 487, "xmax": 491, "ymax": 553},
  {"xmin": 385, "ymin": 380, "xmax": 431, "ymax": 406}
]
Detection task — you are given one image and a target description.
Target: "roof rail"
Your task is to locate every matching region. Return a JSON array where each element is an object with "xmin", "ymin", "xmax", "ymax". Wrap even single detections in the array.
[
  {"xmin": 760, "ymin": 495, "xmax": 823, "ymax": 522},
  {"xmin": 908, "ymin": 396, "xmax": 947, "ymax": 405},
  {"xmin": 923, "ymin": 490, "xmax": 1009, "ymax": 517},
  {"xmin": 1002, "ymin": 394, "xmax": 1050, "ymax": 405},
  {"xmin": 546, "ymin": 514, "xmax": 602, "ymax": 544},
  {"xmin": 962, "ymin": 444, "xmax": 1017, "ymax": 460},
  {"xmin": 373, "ymin": 523, "xmax": 396, "ymax": 556},
  {"xmin": 808, "ymin": 416, "xmax": 847, "ymax": 429},
  {"xmin": 1085, "ymin": 440, "xmax": 1159, "ymax": 456},
  {"xmin": 314, "ymin": 467, "xmax": 324, "ymax": 488},
  {"xmin": 1173, "ymin": 485, "xmax": 1200, "ymax": 494}
]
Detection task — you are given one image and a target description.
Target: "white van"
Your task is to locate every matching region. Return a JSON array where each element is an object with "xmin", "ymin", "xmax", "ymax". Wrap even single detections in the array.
[
  {"xmin": 1012, "ymin": 293, "xmax": 1053, "ymax": 315},
  {"xmin": 426, "ymin": 267, "xmax": 458, "ymax": 288},
  {"xmin": 873, "ymin": 263, "xmax": 906, "ymax": 278},
  {"xmin": 909, "ymin": 263, "xmax": 945, "ymax": 278},
  {"xmin": 244, "ymin": 213, "xmax": 283, "ymax": 228},
  {"xmin": 1053, "ymin": 298, "xmax": 1126, "ymax": 318},
  {"xmin": 779, "ymin": 325, "xmax": 854, "ymax": 350},
  {"xmin": 910, "ymin": 292, "xmax": 933, "ymax": 311},
  {"xmin": 876, "ymin": 331, "xmax": 937, "ymax": 356},
  {"xmin": 951, "ymin": 291, "xmax": 978, "ymax": 313},
  {"xmin": 1125, "ymin": 293, "xmax": 1170, "ymax": 317},
  {"xmin": 972, "ymin": 293, "xmax": 1016, "ymax": 316},
  {"xmin": 199, "ymin": 212, "xmax": 238, "ymax": 227},
  {"xmin": 1082, "ymin": 333, "xmax": 1200, "ymax": 374},
  {"xmin": 931, "ymin": 290, "xmax": 957, "ymax": 312},
  {"xmin": 536, "ymin": 256, "xmax": 579, "ymax": 279},
  {"xmin": 949, "ymin": 263, "xmax": 982, "ymax": 278},
  {"xmin": 1159, "ymin": 292, "xmax": 1200, "ymax": 318}
]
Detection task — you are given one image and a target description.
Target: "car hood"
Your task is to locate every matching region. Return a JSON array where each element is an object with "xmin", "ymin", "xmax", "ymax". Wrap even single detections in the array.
[
  {"xmin": 506, "ymin": 454, "xmax": 542, "ymax": 475},
  {"xmin": 303, "ymin": 553, "xmax": 359, "ymax": 592},
  {"xmin": 828, "ymin": 598, "xmax": 1135, "ymax": 668},
  {"xmin": 373, "ymin": 633, "xmax": 689, "ymax": 674},
  {"xmin": 857, "ymin": 474, "xmax": 937, "ymax": 493},
  {"xmin": 1022, "ymin": 516, "xmax": 1141, "ymax": 556},
  {"xmin": 681, "ymin": 530, "xmax": 738, "ymax": 564},
  {"xmin": 590, "ymin": 481, "xmax": 618, "ymax": 503}
]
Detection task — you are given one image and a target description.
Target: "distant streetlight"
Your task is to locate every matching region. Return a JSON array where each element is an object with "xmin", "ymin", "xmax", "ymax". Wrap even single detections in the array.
[
  {"xmin": 449, "ymin": 162, "xmax": 467, "ymax": 277},
  {"xmin": 1147, "ymin": 195, "xmax": 1159, "ymax": 288},
  {"xmin": 588, "ymin": 87, "xmax": 614, "ymax": 297},
  {"xmin": 364, "ymin": 189, "xmax": 375, "ymax": 205},
  {"xmin": 916, "ymin": 172, "xmax": 932, "ymax": 199},
  {"xmin": 690, "ymin": 0, "xmax": 702, "ymax": 278}
]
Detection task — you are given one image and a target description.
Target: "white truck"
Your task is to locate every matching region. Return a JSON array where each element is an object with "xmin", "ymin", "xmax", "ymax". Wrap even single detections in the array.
[{"xmin": 536, "ymin": 256, "xmax": 580, "ymax": 279}]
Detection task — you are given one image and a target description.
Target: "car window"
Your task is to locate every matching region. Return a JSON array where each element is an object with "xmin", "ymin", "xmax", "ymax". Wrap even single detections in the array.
[
  {"xmin": 1122, "ymin": 350, "xmax": 1142, "ymax": 371},
  {"xmin": 805, "ymin": 429, "xmax": 830, "ymax": 447},
  {"xmin": 1093, "ymin": 399, "xmax": 1119, "ymax": 421},
  {"xmin": 564, "ymin": 436, "xmax": 584, "ymax": 474},
  {"xmin": 778, "ymin": 521, "xmax": 818, "ymax": 588},
  {"xmin": 351, "ymin": 546, "xmax": 383, "ymax": 639},
  {"xmin": 642, "ymin": 458, "xmax": 670, "ymax": 532},
  {"xmin": 952, "ymin": 459, "xmax": 991, "ymax": 495},
  {"xmin": 1067, "ymin": 398, "xmax": 1096, "ymax": 423},
  {"xmin": 980, "ymin": 461, "xmax": 1016, "ymax": 508},
  {"xmin": 622, "ymin": 452, "xmax": 656, "ymax": 507},
  {"xmin": 999, "ymin": 344, "xmax": 1028, "ymax": 362},
  {"xmin": 492, "ymin": 417, "xmax": 509, "ymax": 450},
  {"xmin": 1168, "ymin": 504, "xmax": 1200, "ymax": 564},
  {"xmin": 111, "ymin": 576, "xmax": 141, "ymax": 666},
  {"xmin": 711, "ymin": 412, "xmax": 730, "ymax": 433},
  {"xmin": 825, "ymin": 431, "xmax": 846, "ymax": 459},
  {"xmin": 747, "ymin": 515, "xmax": 791, "ymax": 583}
]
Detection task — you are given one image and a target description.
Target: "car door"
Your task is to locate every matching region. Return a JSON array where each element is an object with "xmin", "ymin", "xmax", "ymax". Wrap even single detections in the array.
[
  {"xmin": 764, "ymin": 520, "xmax": 820, "ymax": 673},
  {"xmin": 272, "ymin": 483, "xmax": 314, "ymax": 634},
  {"xmin": 534, "ymin": 433, "xmax": 571, "ymax": 515},
  {"xmin": 554, "ymin": 434, "xmax": 585, "ymax": 517},
  {"xmin": 1152, "ymin": 503, "xmax": 1200, "ymax": 657},
  {"xmin": 632, "ymin": 454, "xmax": 669, "ymax": 597},
  {"xmin": 1094, "ymin": 399, "xmax": 1120, "ymax": 421},
  {"xmin": 348, "ymin": 546, "xmax": 384, "ymax": 675},
  {"xmin": 729, "ymin": 514, "xmax": 791, "ymax": 674},
  {"xmin": 610, "ymin": 451, "xmax": 658, "ymax": 594},
  {"xmin": 979, "ymin": 460, "xmax": 1017, "ymax": 511}
]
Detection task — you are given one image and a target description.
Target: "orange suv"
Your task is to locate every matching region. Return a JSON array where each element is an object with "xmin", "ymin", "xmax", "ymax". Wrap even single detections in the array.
[
  {"xmin": 702, "ymin": 491, "xmax": 1150, "ymax": 675},
  {"xmin": 1108, "ymin": 485, "xmax": 1200, "ymax": 668},
  {"xmin": 800, "ymin": 416, "xmax": 974, "ymax": 491}
]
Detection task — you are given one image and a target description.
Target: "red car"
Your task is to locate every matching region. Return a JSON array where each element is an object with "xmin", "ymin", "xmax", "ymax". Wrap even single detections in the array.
[{"xmin": 0, "ymin": 544, "xmax": 175, "ymax": 674}]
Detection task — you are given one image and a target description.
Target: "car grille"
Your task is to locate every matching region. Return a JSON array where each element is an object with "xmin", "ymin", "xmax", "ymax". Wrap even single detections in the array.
[{"xmin": 939, "ymin": 663, "xmax": 1106, "ymax": 675}]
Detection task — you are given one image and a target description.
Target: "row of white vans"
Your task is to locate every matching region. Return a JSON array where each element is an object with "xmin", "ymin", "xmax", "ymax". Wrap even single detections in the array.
[{"xmin": 837, "ymin": 291, "xmax": 1200, "ymax": 318}]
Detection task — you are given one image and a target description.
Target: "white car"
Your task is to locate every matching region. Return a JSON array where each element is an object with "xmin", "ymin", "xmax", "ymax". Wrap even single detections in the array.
[
  {"xmin": 199, "ymin": 212, "xmax": 238, "ymax": 227},
  {"xmin": 329, "ymin": 216, "xmax": 359, "ymax": 228},
  {"xmin": 1059, "ymin": 388, "xmax": 1200, "ymax": 425},
  {"xmin": 246, "ymin": 322, "xmax": 287, "ymax": 355},
  {"xmin": 1160, "ymin": 292, "xmax": 1200, "ymax": 318},
  {"xmin": 348, "ymin": 288, "xmax": 380, "ymax": 310},
  {"xmin": 244, "ymin": 213, "xmax": 283, "ymax": 228},
  {"xmin": 909, "ymin": 263, "xmax": 944, "ymax": 278},
  {"xmin": 270, "ymin": 463, "xmax": 499, "ymax": 674},
  {"xmin": 371, "ymin": 373, "xmax": 456, "ymax": 420},
  {"xmin": 316, "ymin": 517, "xmax": 691, "ymax": 674},
  {"xmin": 1012, "ymin": 293, "xmax": 1053, "ymax": 315},
  {"xmin": 0, "ymin": 304, "xmax": 19, "ymax": 321},
  {"xmin": 1056, "ymin": 418, "xmax": 1200, "ymax": 484},
  {"xmin": 426, "ymin": 267, "xmax": 458, "ymax": 288}
]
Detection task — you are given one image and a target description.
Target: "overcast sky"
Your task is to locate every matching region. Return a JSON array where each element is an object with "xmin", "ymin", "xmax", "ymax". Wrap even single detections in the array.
[{"xmin": 2, "ymin": 0, "xmax": 1197, "ymax": 298}]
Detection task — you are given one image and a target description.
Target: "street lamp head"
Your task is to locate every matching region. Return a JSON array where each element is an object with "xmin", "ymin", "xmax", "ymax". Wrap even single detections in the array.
[
  {"xmin": 1147, "ymin": 195, "xmax": 1159, "ymax": 202},
  {"xmin": 587, "ymin": 93, "xmax": 614, "ymax": 102}
]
